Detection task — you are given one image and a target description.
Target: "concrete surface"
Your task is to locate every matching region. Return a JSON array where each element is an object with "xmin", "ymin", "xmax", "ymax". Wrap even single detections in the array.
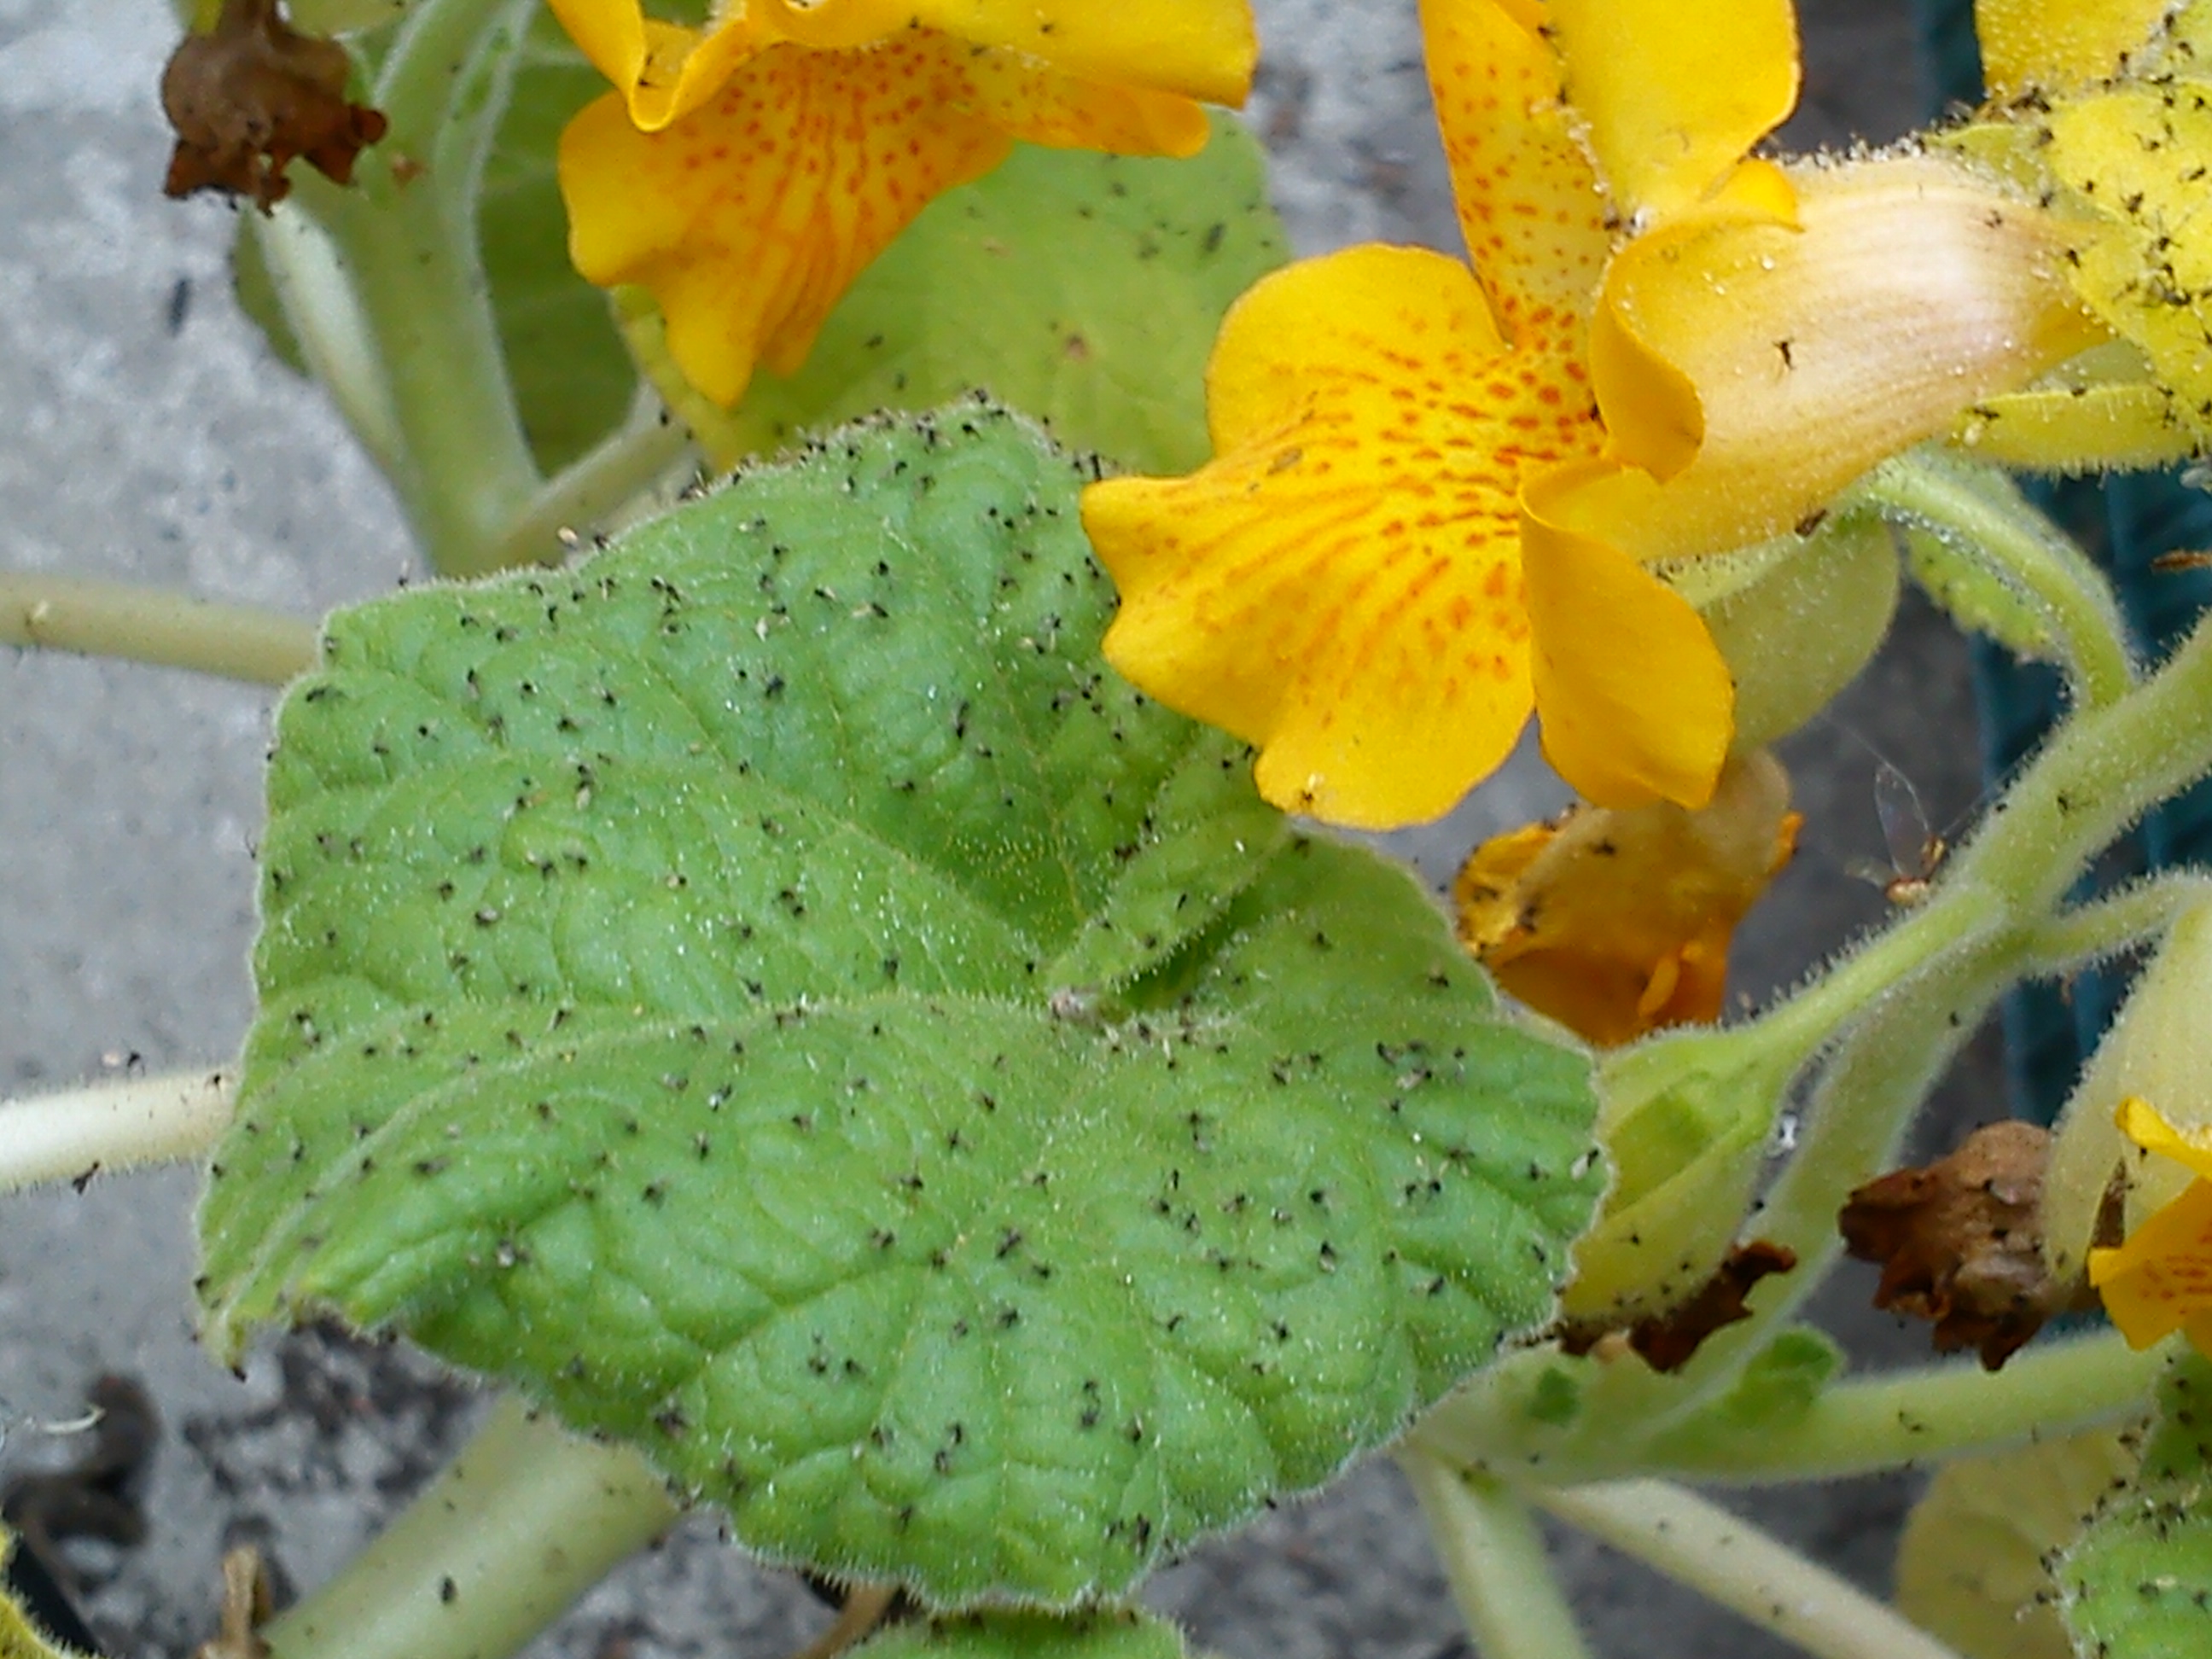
[{"xmin": 0, "ymin": 1, "xmax": 2008, "ymax": 1655}]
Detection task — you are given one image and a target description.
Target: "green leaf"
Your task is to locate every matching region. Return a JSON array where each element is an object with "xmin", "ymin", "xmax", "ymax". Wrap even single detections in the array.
[
  {"xmin": 632, "ymin": 116, "xmax": 1286, "ymax": 475},
  {"xmin": 2058, "ymin": 1350, "xmax": 2212, "ymax": 1656},
  {"xmin": 856, "ymin": 1610, "xmax": 1185, "ymax": 1659},
  {"xmin": 1898, "ymin": 1427, "xmax": 2138, "ymax": 1659},
  {"xmin": 198, "ymin": 405, "xmax": 1603, "ymax": 1609}
]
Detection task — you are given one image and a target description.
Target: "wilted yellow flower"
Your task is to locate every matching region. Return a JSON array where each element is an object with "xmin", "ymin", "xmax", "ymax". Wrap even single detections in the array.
[
  {"xmin": 546, "ymin": 0, "xmax": 1257, "ymax": 406},
  {"xmin": 1082, "ymin": 0, "xmax": 2097, "ymax": 830},
  {"xmin": 1455, "ymin": 750, "xmax": 1799, "ymax": 1047}
]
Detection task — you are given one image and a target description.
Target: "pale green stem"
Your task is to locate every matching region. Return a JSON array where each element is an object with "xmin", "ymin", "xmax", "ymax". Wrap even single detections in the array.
[
  {"xmin": 1670, "ymin": 606, "xmax": 2212, "ymax": 1394},
  {"xmin": 1637, "ymin": 1331, "xmax": 2163, "ymax": 1484},
  {"xmin": 371, "ymin": 0, "xmax": 526, "ymax": 160},
  {"xmin": 1858, "ymin": 451, "xmax": 2136, "ymax": 709},
  {"xmin": 0, "ymin": 574, "xmax": 317, "ymax": 686},
  {"xmin": 298, "ymin": 166, "xmax": 542, "ymax": 579},
  {"xmin": 264, "ymin": 1396, "xmax": 680, "ymax": 1659},
  {"xmin": 2025, "ymin": 871, "xmax": 2212, "ymax": 973},
  {"xmin": 1399, "ymin": 1452, "xmax": 1593, "ymax": 1659},
  {"xmin": 246, "ymin": 209, "xmax": 405, "ymax": 479},
  {"xmin": 0, "ymin": 1068, "xmax": 234, "ymax": 1194},
  {"xmin": 1534, "ymin": 1481, "xmax": 1965, "ymax": 1659},
  {"xmin": 492, "ymin": 399, "xmax": 696, "ymax": 568}
]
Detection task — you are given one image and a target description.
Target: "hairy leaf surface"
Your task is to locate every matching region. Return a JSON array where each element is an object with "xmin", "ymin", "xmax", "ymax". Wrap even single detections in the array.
[{"xmin": 199, "ymin": 406, "xmax": 1600, "ymax": 1606}]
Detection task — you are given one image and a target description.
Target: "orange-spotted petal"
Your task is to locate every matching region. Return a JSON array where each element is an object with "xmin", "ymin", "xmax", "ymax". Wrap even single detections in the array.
[
  {"xmin": 1549, "ymin": 0, "xmax": 1799, "ymax": 225},
  {"xmin": 753, "ymin": 0, "xmax": 1257, "ymax": 106},
  {"xmin": 1976, "ymin": 0, "xmax": 2174, "ymax": 96},
  {"xmin": 2090, "ymin": 1174, "xmax": 2212, "ymax": 1349},
  {"xmin": 1417, "ymin": 0, "xmax": 1614, "ymax": 346},
  {"xmin": 1585, "ymin": 152, "xmax": 2104, "ymax": 556},
  {"xmin": 1521, "ymin": 463, "xmax": 1733, "ymax": 811},
  {"xmin": 1086, "ymin": 243, "xmax": 1607, "ymax": 830},
  {"xmin": 559, "ymin": 39, "xmax": 1011, "ymax": 407},
  {"xmin": 963, "ymin": 50, "xmax": 1213, "ymax": 156}
]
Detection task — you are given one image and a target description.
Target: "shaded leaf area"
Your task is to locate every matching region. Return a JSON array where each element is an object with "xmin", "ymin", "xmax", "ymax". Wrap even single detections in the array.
[
  {"xmin": 636, "ymin": 114, "xmax": 1287, "ymax": 475},
  {"xmin": 1898, "ymin": 1428, "xmax": 2137, "ymax": 1659},
  {"xmin": 475, "ymin": 9, "xmax": 638, "ymax": 473},
  {"xmin": 197, "ymin": 406, "xmax": 1602, "ymax": 1607},
  {"xmin": 2060, "ymin": 1351, "xmax": 2212, "ymax": 1656},
  {"xmin": 857, "ymin": 1609, "xmax": 1183, "ymax": 1659}
]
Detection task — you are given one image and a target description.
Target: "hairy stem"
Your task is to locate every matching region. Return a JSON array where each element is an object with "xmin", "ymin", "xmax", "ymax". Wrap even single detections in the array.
[
  {"xmin": 1861, "ymin": 451, "xmax": 2135, "ymax": 709},
  {"xmin": 0, "ymin": 1068, "xmax": 235, "ymax": 1194},
  {"xmin": 493, "ymin": 398, "xmax": 694, "ymax": 568},
  {"xmin": 265, "ymin": 1396, "xmax": 678, "ymax": 1659},
  {"xmin": 1400, "ymin": 1453, "xmax": 1592, "ymax": 1659},
  {"xmin": 0, "ymin": 574, "xmax": 316, "ymax": 686},
  {"xmin": 1638, "ymin": 1331, "xmax": 2165, "ymax": 1483},
  {"xmin": 1534, "ymin": 1481, "xmax": 1964, "ymax": 1659}
]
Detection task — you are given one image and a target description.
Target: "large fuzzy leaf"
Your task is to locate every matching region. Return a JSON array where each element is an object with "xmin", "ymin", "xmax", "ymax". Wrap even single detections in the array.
[
  {"xmin": 2058, "ymin": 1350, "xmax": 2212, "ymax": 1656},
  {"xmin": 198, "ymin": 405, "xmax": 1601, "ymax": 1608}
]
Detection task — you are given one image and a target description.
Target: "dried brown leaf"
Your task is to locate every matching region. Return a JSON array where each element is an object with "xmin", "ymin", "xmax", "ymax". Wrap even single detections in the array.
[
  {"xmin": 1840, "ymin": 1120, "xmax": 2092, "ymax": 1371},
  {"xmin": 160, "ymin": 0, "xmax": 387, "ymax": 210},
  {"xmin": 1559, "ymin": 1240, "xmax": 1798, "ymax": 1372}
]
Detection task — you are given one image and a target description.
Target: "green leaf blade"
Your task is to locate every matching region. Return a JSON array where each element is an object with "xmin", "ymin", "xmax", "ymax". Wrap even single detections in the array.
[{"xmin": 201, "ymin": 406, "xmax": 1599, "ymax": 1608}]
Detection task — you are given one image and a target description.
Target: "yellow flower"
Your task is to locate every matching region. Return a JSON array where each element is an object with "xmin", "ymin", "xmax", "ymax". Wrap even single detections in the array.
[
  {"xmin": 2088, "ymin": 1097, "xmax": 2212, "ymax": 1356},
  {"xmin": 1082, "ymin": 0, "xmax": 2098, "ymax": 829},
  {"xmin": 1952, "ymin": 0, "xmax": 2212, "ymax": 468},
  {"xmin": 546, "ymin": 0, "xmax": 1257, "ymax": 407},
  {"xmin": 1454, "ymin": 750, "xmax": 1799, "ymax": 1047}
]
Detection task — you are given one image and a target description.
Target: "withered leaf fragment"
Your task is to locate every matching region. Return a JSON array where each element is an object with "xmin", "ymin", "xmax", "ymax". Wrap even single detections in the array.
[
  {"xmin": 161, "ymin": 0, "xmax": 387, "ymax": 211},
  {"xmin": 1840, "ymin": 1121, "xmax": 2092, "ymax": 1371},
  {"xmin": 1559, "ymin": 1240, "xmax": 1798, "ymax": 1372}
]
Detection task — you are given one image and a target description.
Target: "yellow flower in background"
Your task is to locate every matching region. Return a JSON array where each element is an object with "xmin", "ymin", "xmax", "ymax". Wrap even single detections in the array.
[
  {"xmin": 546, "ymin": 0, "xmax": 1257, "ymax": 407},
  {"xmin": 1953, "ymin": 0, "xmax": 2212, "ymax": 468},
  {"xmin": 1454, "ymin": 751, "xmax": 1799, "ymax": 1047},
  {"xmin": 2088, "ymin": 1097, "xmax": 2212, "ymax": 1357},
  {"xmin": 1083, "ymin": 0, "xmax": 2098, "ymax": 829}
]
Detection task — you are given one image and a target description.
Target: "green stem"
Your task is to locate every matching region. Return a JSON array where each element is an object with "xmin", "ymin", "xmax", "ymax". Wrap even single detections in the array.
[
  {"xmin": 0, "ymin": 1068, "xmax": 234, "ymax": 1194},
  {"xmin": 1533, "ymin": 1481, "xmax": 1965, "ymax": 1659},
  {"xmin": 1399, "ymin": 1453, "xmax": 1592, "ymax": 1659},
  {"xmin": 249, "ymin": 208, "xmax": 406, "ymax": 477},
  {"xmin": 1860, "ymin": 451, "xmax": 2135, "ymax": 709},
  {"xmin": 0, "ymin": 574, "xmax": 317, "ymax": 685},
  {"xmin": 264, "ymin": 1396, "xmax": 679, "ymax": 1659},
  {"xmin": 372, "ymin": 0, "xmax": 527, "ymax": 160},
  {"xmin": 492, "ymin": 398, "xmax": 695, "ymax": 568},
  {"xmin": 2026, "ymin": 871, "xmax": 2212, "ymax": 972},
  {"xmin": 300, "ymin": 165, "xmax": 543, "ymax": 578},
  {"xmin": 1638, "ymin": 1331, "xmax": 2163, "ymax": 1483}
]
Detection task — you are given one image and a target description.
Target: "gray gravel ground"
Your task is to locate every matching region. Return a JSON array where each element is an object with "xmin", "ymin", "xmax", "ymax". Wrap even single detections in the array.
[{"xmin": 0, "ymin": 1, "xmax": 2012, "ymax": 1655}]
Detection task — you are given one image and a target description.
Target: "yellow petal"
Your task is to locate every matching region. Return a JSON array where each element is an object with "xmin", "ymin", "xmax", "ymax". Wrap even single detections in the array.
[
  {"xmin": 1521, "ymin": 463, "xmax": 1734, "ymax": 810},
  {"xmin": 754, "ymin": 0, "xmax": 1258, "ymax": 106},
  {"xmin": 2048, "ymin": 82, "xmax": 2212, "ymax": 449},
  {"xmin": 559, "ymin": 41, "xmax": 1011, "ymax": 407},
  {"xmin": 1085, "ymin": 243, "xmax": 1608, "ymax": 830},
  {"xmin": 1417, "ymin": 0, "xmax": 1615, "ymax": 346},
  {"xmin": 1955, "ymin": 381, "xmax": 2198, "ymax": 472},
  {"xmin": 2117, "ymin": 1096, "xmax": 2212, "ymax": 1184},
  {"xmin": 963, "ymin": 51, "xmax": 1213, "ymax": 156},
  {"xmin": 1549, "ymin": 0, "xmax": 1799, "ymax": 225},
  {"xmin": 1455, "ymin": 750, "xmax": 1796, "ymax": 1045},
  {"xmin": 1589, "ymin": 153, "xmax": 2104, "ymax": 561},
  {"xmin": 1976, "ymin": 0, "xmax": 2174, "ymax": 96},
  {"xmin": 543, "ymin": 0, "xmax": 773, "ymax": 132},
  {"xmin": 2090, "ymin": 1173, "xmax": 2212, "ymax": 1349}
]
